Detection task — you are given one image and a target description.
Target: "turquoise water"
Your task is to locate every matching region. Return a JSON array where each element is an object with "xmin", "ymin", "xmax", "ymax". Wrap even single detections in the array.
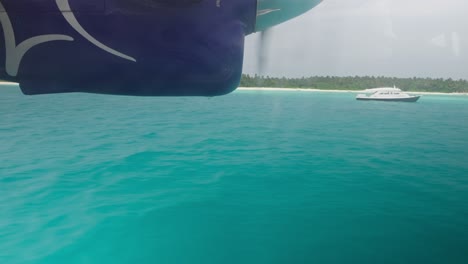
[{"xmin": 1, "ymin": 87, "xmax": 468, "ymax": 264}]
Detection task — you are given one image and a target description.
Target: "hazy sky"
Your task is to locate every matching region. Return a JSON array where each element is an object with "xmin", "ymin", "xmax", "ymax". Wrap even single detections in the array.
[{"xmin": 243, "ymin": 0, "xmax": 468, "ymax": 79}]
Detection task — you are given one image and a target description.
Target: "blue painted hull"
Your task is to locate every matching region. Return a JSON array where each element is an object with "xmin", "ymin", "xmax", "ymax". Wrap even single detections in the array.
[{"xmin": 0, "ymin": 0, "xmax": 256, "ymax": 96}]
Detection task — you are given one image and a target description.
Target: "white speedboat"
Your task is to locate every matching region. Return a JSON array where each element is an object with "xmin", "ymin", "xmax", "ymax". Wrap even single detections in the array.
[{"xmin": 356, "ymin": 87, "xmax": 420, "ymax": 102}]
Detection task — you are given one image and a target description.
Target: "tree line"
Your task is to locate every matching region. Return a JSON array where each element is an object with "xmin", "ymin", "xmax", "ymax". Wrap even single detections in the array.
[
  {"xmin": 240, "ymin": 75, "xmax": 468, "ymax": 93},
  {"xmin": 2, "ymin": 75, "xmax": 467, "ymax": 93}
]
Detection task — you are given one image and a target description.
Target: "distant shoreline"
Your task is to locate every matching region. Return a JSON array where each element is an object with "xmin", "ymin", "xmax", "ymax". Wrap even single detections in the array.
[
  {"xmin": 237, "ymin": 87, "xmax": 468, "ymax": 96},
  {"xmin": 0, "ymin": 81, "xmax": 18, "ymax": 86},
  {"xmin": 1, "ymin": 82, "xmax": 467, "ymax": 96}
]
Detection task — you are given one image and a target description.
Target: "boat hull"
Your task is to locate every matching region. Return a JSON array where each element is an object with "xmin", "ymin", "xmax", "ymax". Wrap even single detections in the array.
[{"xmin": 356, "ymin": 96, "xmax": 420, "ymax": 102}]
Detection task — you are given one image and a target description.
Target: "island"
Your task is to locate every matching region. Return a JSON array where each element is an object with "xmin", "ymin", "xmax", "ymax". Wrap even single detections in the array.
[{"xmin": 240, "ymin": 75, "xmax": 468, "ymax": 94}]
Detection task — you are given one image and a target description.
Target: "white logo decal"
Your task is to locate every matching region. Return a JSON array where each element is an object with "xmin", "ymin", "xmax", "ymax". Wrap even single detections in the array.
[
  {"xmin": 56, "ymin": 0, "xmax": 136, "ymax": 63},
  {"xmin": 0, "ymin": 0, "xmax": 136, "ymax": 77},
  {"xmin": 0, "ymin": 1, "xmax": 73, "ymax": 76}
]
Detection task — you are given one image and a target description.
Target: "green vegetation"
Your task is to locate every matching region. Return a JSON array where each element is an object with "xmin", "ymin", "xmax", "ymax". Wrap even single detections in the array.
[
  {"xmin": 3, "ymin": 76, "xmax": 467, "ymax": 93},
  {"xmin": 240, "ymin": 75, "xmax": 468, "ymax": 93}
]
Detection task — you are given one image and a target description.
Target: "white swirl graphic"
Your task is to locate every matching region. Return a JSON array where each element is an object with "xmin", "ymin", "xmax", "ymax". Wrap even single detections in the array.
[
  {"xmin": 56, "ymin": 0, "xmax": 136, "ymax": 62},
  {"xmin": 0, "ymin": 0, "xmax": 136, "ymax": 77},
  {"xmin": 0, "ymin": 1, "xmax": 74, "ymax": 76}
]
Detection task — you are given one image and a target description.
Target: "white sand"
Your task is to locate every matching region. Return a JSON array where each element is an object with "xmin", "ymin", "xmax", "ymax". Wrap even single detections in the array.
[
  {"xmin": 237, "ymin": 87, "xmax": 468, "ymax": 96},
  {"xmin": 0, "ymin": 83, "xmax": 466, "ymax": 96},
  {"xmin": 0, "ymin": 81, "xmax": 19, "ymax": 86}
]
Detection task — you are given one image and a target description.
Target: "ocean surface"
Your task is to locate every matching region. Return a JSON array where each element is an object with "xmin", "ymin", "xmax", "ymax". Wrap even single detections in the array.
[{"xmin": 1, "ymin": 86, "xmax": 468, "ymax": 264}]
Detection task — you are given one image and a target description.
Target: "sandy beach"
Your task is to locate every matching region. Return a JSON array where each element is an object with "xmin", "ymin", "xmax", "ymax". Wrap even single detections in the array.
[
  {"xmin": 1, "ymin": 83, "xmax": 466, "ymax": 96},
  {"xmin": 237, "ymin": 87, "xmax": 468, "ymax": 96},
  {"xmin": 0, "ymin": 81, "xmax": 19, "ymax": 86}
]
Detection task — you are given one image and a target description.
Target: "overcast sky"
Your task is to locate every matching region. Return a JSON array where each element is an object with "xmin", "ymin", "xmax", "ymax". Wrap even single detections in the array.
[{"xmin": 243, "ymin": 0, "xmax": 468, "ymax": 79}]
